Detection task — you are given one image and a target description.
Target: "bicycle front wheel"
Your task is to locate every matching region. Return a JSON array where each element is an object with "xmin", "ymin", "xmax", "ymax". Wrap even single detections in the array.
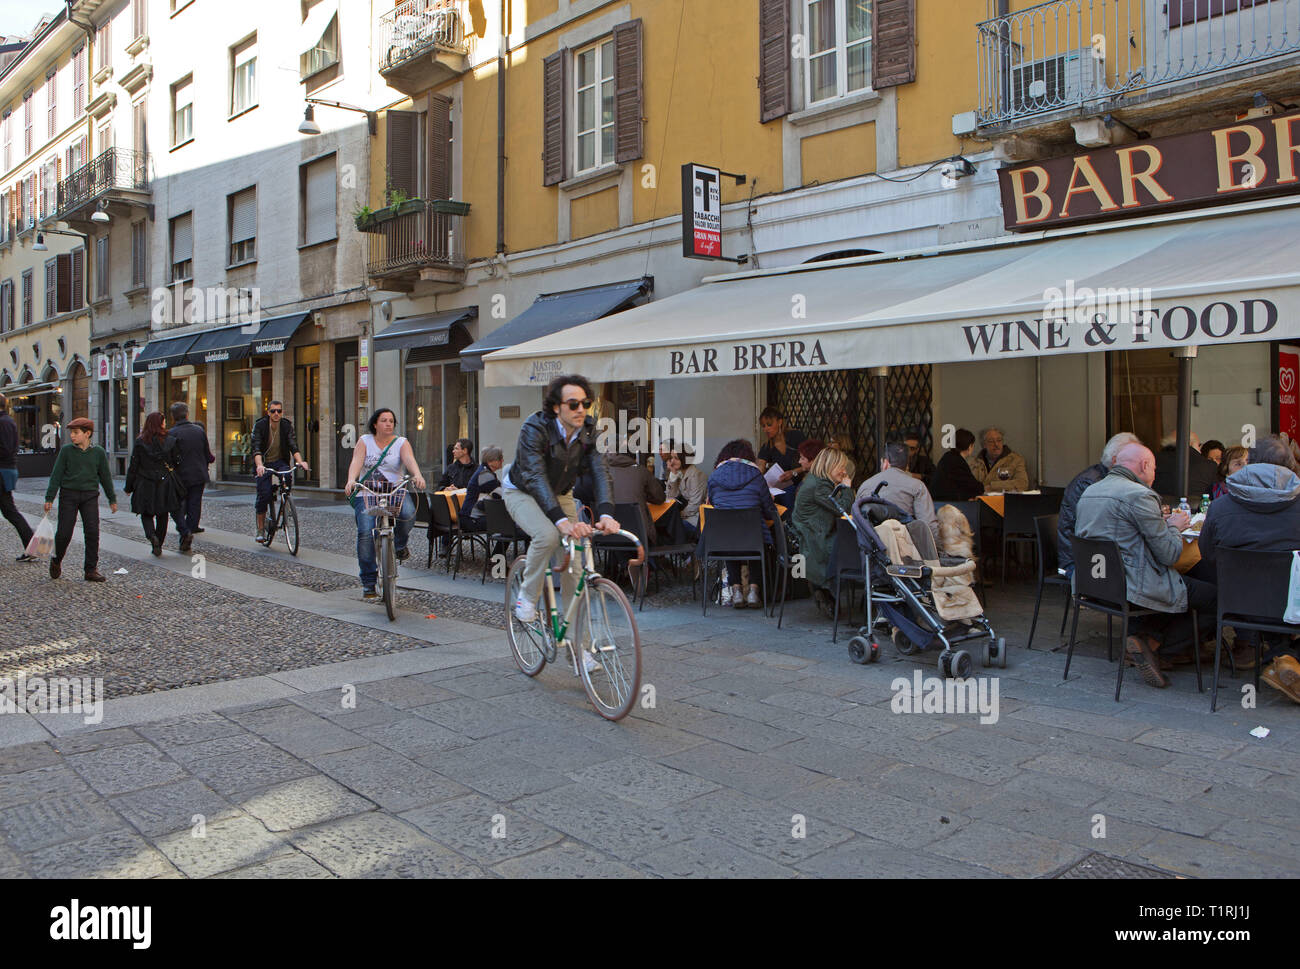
[
  {"xmin": 381, "ymin": 528, "xmax": 396, "ymax": 621},
  {"xmin": 506, "ymin": 556, "xmax": 548, "ymax": 676},
  {"xmin": 264, "ymin": 498, "xmax": 278, "ymax": 545},
  {"xmin": 282, "ymin": 496, "xmax": 300, "ymax": 556},
  {"xmin": 577, "ymin": 576, "xmax": 641, "ymax": 721}
]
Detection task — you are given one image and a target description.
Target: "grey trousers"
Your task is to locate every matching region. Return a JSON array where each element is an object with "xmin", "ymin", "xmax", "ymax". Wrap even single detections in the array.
[{"xmin": 503, "ymin": 488, "xmax": 579, "ymax": 613}]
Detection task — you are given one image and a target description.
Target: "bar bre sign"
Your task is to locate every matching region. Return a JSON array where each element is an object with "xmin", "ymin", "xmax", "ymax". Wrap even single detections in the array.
[
  {"xmin": 1000, "ymin": 109, "xmax": 1300, "ymax": 231},
  {"xmin": 681, "ymin": 163, "xmax": 722, "ymax": 259}
]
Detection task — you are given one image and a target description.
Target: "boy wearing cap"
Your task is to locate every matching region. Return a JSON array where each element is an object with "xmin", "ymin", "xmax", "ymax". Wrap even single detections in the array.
[{"xmin": 44, "ymin": 417, "xmax": 117, "ymax": 581}]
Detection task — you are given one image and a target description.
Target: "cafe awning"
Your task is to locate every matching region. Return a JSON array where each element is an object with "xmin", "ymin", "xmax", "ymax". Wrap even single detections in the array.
[
  {"xmin": 186, "ymin": 324, "xmax": 254, "ymax": 365},
  {"xmin": 374, "ymin": 307, "xmax": 477, "ymax": 353},
  {"xmin": 132, "ymin": 333, "xmax": 199, "ymax": 374},
  {"xmin": 463, "ymin": 276, "xmax": 652, "ymax": 372},
  {"xmin": 245, "ymin": 312, "xmax": 313, "ymax": 354},
  {"xmin": 481, "ymin": 201, "xmax": 1300, "ymax": 386}
]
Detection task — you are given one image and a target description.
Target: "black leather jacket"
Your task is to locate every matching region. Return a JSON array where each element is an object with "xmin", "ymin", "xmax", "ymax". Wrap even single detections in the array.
[
  {"xmin": 506, "ymin": 410, "xmax": 614, "ymax": 523},
  {"xmin": 250, "ymin": 416, "xmax": 299, "ymax": 463}
]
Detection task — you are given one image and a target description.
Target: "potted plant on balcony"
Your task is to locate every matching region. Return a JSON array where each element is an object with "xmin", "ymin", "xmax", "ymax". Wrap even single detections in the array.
[
  {"xmin": 385, "ymin": 187, "xmax": 425, "ymax": 217},
  {"xmin": 353, "ymin": 204, "xmax": 377, "ymax": 232}
]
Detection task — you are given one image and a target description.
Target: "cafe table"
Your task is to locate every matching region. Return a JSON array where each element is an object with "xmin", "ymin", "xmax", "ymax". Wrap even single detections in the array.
[
  {"xmin": 436, "ymin": 488, "xmax": 466, "ymax": 523},
  {"xmin": 698, "ymin": 503, "xmax": 786, "ymax": 530}
]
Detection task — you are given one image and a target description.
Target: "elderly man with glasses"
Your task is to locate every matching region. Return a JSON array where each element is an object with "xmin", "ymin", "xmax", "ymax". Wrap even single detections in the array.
[
  {"xmin": 502, "ymin": 375, "xmax": 620, "ymax": 641},
  {"xmin": 971, "ymin": 426, "xmax": 1029, "ymax": 493}
]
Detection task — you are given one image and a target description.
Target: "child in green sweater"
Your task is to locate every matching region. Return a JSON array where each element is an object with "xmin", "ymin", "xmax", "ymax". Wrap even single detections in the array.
[{"xmin": 44, "ymin": 417, "xmax": 117, "ymax": 581}]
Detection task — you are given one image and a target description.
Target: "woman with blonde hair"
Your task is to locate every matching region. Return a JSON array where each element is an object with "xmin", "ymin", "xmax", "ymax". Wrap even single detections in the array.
[{"xmin": 791, "ymin": 445, "xmax": 856, "ymax": 619}]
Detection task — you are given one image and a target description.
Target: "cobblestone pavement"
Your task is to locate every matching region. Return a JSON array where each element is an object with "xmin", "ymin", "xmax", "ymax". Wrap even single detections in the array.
[{"xmin": 1, "ymin": 477, "xmax": 1298, "ymax": 878}]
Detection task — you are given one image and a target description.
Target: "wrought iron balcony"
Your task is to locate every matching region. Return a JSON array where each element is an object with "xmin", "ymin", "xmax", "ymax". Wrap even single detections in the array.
[
  {"xmin": 378, "ymin": 0, "xmax": 471, "ymax": 95},
  {"xmin": 364, "ymin": 199, "xmax": 469, "ymax": 292},
  {"xmin": 977, "ymin": 0, "xmax": 1300, "ymax": 127},
  {"xmin": 57, "ymin": 148, "xmax": 151, "ymax": 221}
]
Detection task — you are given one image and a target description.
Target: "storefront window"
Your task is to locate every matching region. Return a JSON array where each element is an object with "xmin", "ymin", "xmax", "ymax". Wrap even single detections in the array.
[
  {"xmin": 167, "ymin": 364, "xmax": 207, "ymax": 427},
  {"xmin": 10, "ymin": 390, "xmax": 60, "ymax": 451},
  {"xmin": 222, "ymin": 355, "xmax": 272, "ymax": 476},
  {"xmin": 294, "ymin": 344, "xmax": 320, "ymax": 482},
  {"xmin": 404, "ymin": 363, "xmax": 443, "ymax": 473},
  {"xmin": 116, "ymin": 379, "xmax": 129, "ymax": 451}
]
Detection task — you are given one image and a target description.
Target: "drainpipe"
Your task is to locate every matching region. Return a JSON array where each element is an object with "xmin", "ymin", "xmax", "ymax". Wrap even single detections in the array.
[
  {"xmin": 1174, "ymin": 346, "xmax": 1197, "ymax": 501},
  {"xmin": 497, "ymin": 0, "xmax": 507, "ymax": 254}
]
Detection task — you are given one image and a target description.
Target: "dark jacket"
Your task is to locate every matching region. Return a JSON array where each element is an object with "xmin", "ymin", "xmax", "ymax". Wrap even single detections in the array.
[
  {"xmin": 0, "ymin": 413, "xmax": 18, "ymax": 469},
  {"xmin": 1199, "ymin": 463, "xmax": 1300, "ymax": 572},
  {"xmin": 462, "ymin": 462, "xmax": 502, "ymax": 520},
  {"xmin": 125, "ymin": 436, "xmax": 184, "ymax": 516},
  {"xmin": 1058, "ymin": 461, "xmax": 1107, "ymax": 573},
  {"xmin": 791, "ymin": 473, "xmax": 853, "ymax": 592},
  {"xmin": 506, "ymin": 410, "xmax": 614, "ymax": 523},
  {"xmin": 167, "ymin": 420, "xmax": 215, "ymax": 487},
  {"xmin": 607, "ymin": 453, "xmax": 666, "ymax": 506},
  {"xmin": 45, "ymin": 445, "xmax": 116, "ymax": 503},
  {"xmin": 1152, "ymin": 445, "xmax": 1218, "ymax": 501},
  {"xmin": 437, "ymin": 460, "xmax": 476, "ymax": 491},
  {"xmin": 250, "ymin": 416, "xmax": 299, "ymax": 464},
  {"xmin": 707, "ymin": 458, "xmax": 779, "ymax": 543},
  {"xmin": 929, "ymin": 449, "xmax": 984, "ymax": 501}
]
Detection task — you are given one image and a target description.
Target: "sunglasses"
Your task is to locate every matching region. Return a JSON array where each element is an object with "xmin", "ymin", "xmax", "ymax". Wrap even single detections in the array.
[
  {"xmin": 268, "ymin": 409, "xmax": 283, "ymax": 414},
  {"xmin": 563, "ymin": 399, "xmax": 592, "ymax": 411}
]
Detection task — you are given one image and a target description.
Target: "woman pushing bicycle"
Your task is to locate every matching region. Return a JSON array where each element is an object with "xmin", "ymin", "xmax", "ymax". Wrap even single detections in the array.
[{"xmin": 344, "ymin": 407, "xmax": 426, "ymax": 599}]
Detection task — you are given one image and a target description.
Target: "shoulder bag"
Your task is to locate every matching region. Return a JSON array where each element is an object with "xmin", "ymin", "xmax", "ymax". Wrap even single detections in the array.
[{"xmin": 348, "ymin": 438, "xmax": 398, "ymax": 510}]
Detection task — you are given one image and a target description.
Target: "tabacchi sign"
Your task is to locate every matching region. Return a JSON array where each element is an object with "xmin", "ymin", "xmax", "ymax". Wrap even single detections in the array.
[
  {"xmin": 999, "ymin": 109, "xmax": 1300, "ymax": 231},
  {"xmin": 681, "ymin": 163, "xmax": 723, "ymax": 259}
]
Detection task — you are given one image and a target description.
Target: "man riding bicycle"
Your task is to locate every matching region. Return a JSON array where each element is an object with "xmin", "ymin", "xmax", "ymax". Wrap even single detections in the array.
[
  {"xmin": 504, "ymin": 374, "xmax": 620, "ymax": 630},
  {"xmin": 251, "ymin": 400, "xmax": 310, "ymax": 544}
]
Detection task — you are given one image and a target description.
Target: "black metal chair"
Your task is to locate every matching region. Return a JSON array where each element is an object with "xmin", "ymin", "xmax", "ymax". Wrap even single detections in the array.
[
  {"xmin": 1002, "ymin": 493, "xmax": 1059, "ymax": 585},
  {"xmin": 449, "ymin": 509, "xmax": 490, "ymax": 581},
  {"xmin": 698, "ymin": 507, "xmax": 769, "ymax": 617},
  {"xmin": 425, "ymin": 492, "xmax": 455, "ymax": 569},
  {"xmin": 828, "ymin": 516, "xmax": 865, "ymax": 643},
  {"xmin": 1211, "ymin": 547, "xmax": 1300, "ymax": 712},
  {"xmin": 771, "ymin": 513, "xmax": 794, "ymax": 628},
  {"xmin": 1026, "ymin": 513, "xmax": 1072, "ymax": 651},
  {"xmin": 479, "ymin": 498, "xmax": 529, "ymax": 583},
  {"xmin": 1065, "ymin": 536, "xmax": 1201, "ymax": 700},
  {"xmin": 602, "ymin": 502, "xmax": 695, "ymax": 611}
]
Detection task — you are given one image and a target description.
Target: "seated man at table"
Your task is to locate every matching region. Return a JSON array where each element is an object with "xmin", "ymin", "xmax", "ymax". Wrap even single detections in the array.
[
  {"xmin": 607, "ymin": 444, "xmax": 665, "ymax": 543},
  {"xmin": 1199, "ymin": 435, "xmax": 1300, "ymax": 674},
  {"xmin": 1152, "ymin": 431, "xmax": 1218, "ymax": 501},
  {"xmin": 460, "ymin": 445, "xmax": 505, "ymax": 531},
  {"xmin": 903, "ymin": 430, "xmax": 936, "ymax": 485},
  {"xmin": 970, "ymin": 426, "xmax": 1029, "ymax": 492},
  {"xmin": 930, "ymin": 428, "xmax": 984, "ymax": 501},
  {"xmin": 857, "ymin": 441, "xmax": 939, "ymax": 543},
  {"xmin": 1075, "ymin": 442, "xmax": 1215, "ymax": 689},
  {"xmin": 1058, "ymin": 432, "xmax": 1140, "ymax": 578},
  {"xmin": 437, "ymin": 438, "xmax": 477, "ymax": 491}
]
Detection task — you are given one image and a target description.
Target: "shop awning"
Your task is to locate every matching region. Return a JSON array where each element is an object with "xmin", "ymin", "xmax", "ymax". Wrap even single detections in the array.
[
  {"xmin": 185, "ymin": 324, "xmax": 254, "ymax": 365},
  {"xmin": 463, "ymin": 277, "xmax": 652, "ymax": 373},
  {"xmin": 481, "ymin": 202, "xmax": 1300, "ymax": 386},
  {"xmin": 374, "ymin": 307, "xmax": 477, "ymax": 353},
  {"xmin": 132, "ymin": 333, "xmax": 199, "ymax": 374},
  {"xmin": 245, "ymin": 312, "xmax": 313, "ymax": 354}
]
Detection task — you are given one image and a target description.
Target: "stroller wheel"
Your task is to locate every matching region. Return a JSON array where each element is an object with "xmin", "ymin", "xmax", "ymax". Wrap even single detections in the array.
[
  {"xmin": 848, "ymin": 636, "xmax": 870, "ymax": 665},
  {"xmin": 950, "ymin": 650, "xmax": 974, "ymax": 679},
  {"xmin": 892, "ymin": 628, "xmax": 918, "ymax": 656},
  {"xmin": 997, "ymin": 637, "xmax": 1008, "ymax": 669},
  {"xmin": 982, "ymin": 641, "xmax": 993, "ymax": 668}
]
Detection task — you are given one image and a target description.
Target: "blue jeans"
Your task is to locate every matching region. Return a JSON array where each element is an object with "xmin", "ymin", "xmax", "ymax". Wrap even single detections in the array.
[
  {"xmin": 256, "ymin": 460, "xmax": 291, "ymax": 513},
  {"xmin": 353, "ymin": 492, "xmax": 416, "ymax": 589}
]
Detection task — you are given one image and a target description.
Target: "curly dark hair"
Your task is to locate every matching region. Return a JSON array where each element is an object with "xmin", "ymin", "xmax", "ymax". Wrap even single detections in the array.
[
  {"xmin": 543, "ymin": 375, "xmax": 594, "ymax": 415},
  {"xmin": 714, "ymin": 438, "xmax": 757, "ymax": 465},
  {"xmin": 367, "ymin": 407, "xmax": 397, "ymax": 435}
]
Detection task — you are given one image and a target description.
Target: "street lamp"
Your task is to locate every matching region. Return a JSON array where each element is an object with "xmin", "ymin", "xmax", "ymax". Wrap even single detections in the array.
[
  {"xmin": 297, "ymin": 98, "xmax": 378, "ymax": 137},
  {"xmin": 90, "ymin": 201, "xmax": 111, "ymax": 224}
]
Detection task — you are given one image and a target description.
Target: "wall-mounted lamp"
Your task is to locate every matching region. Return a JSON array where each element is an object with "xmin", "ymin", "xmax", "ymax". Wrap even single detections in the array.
[
  {"xmin": 297, "ymin": 99, "xmax": 378, "ymax": 137},
  {"xmin": 90, "ymin": 201, "xmax": 111, "ymax": 224},
  {"xmin": 939, "ymin": 156, "xmax": 977, "ymax": 190}
]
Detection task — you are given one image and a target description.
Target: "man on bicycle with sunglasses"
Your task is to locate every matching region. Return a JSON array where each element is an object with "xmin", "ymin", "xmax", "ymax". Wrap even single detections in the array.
[
  {"xmin": 503, "ymin": 375, "xmax": 620, "ymax": 631},
  {"xmin": 251, "ymin": 400, "xmax": 310, "ymax": 544}
]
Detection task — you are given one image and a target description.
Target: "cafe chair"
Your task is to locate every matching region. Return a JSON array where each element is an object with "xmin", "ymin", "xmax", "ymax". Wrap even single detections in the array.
[
  {"xmin": 1026, "ymin": 514, "xmax": 1074, "ymax": 651},
  {"xmin": 1001, "ymin": 493, "xmax": 1059, "ymax": 586},
  {"xmin": 428, "ymin": 492, "xmax": 456, "ymax": 570},
  {"xmin": 771, "ymin": 513, "xmax": 794, "ymax": 628},
  {"xmin": 1210, "ymin": 547, "xmax": 1300, "ymax": 712},
  {"xmin": 449, "ymin": 510, "xmax": 490, "ymax": 581},
  {"xmin": 828, "ymin": 517, "xmax": 866, "ymax": 643},
  {"xmin": 479, "ymin": 498, "xmax": 530, "ymax": 584},
  {"xmin": 698, "ymin": 507, "xmax": 769, "ymax": 617},
  {"xmin": 1065, "ymin": 536, "xmax": 1201, "ymax": 701}
]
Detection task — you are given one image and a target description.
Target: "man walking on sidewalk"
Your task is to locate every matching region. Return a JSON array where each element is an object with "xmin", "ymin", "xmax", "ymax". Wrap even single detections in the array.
[
  {"xmin": 44, "ymin": 417, "xmax": 117, "ymax": 581},
  {"xmin": 0, "ymin": 393, "xmax": 36, "ymax": 560},
  {"xmin": 167, "ymin": 401, "xmax": 215, "ymax": 552},
  {"xmin": 251, "ymin": 400, "xmax": 309, "ymax": 544}
]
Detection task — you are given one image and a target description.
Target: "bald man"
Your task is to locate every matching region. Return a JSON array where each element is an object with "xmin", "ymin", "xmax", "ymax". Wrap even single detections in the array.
[{"xmin": 1073, "ymin": 442, "xmax": 1217, "ymax": 689}]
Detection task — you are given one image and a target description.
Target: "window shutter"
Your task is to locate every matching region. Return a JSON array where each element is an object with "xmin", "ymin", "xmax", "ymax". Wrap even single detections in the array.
[
  {"xmin": 385, "ymin": 110, "xmax": 419, "ymax": 200},
  {"xmin": 133, "ymin": 100, "xmax": 146, "ymax": 156},
  {"xmin": 96, "ymin": 235, "xmax": 109, "ymax": 299},
  {"xmin": 428, "ymin": 95, "xmax": 451, "ymax": 201},
  {"xmin": 172, "ymin": 213, "xmax": 193, "ymax": 264},
  {"xmin": 872, "ymin": 0, "xmax": 916, "ymax": 89},
  {"xmin": 132, "ymin": 221, "xmax": 146, "ymax": 287},
  {"xmin": 71, "ymin": 248, "xmax": 84, "ymax": 311},
  {"xmin": 230, "ymin": 188, "xmax": 256, "ymax": 243},
  {"xmin": 57, "ymin": 253, "xmax": 72, "ymax": 314},
  {"xmin": 304, "ymin": 157, "xmax": 336, "ymax": 245},
  {"xmin": 758, "ymin": 0, "xmax": 791, "ymax": 122},
  {"xmin": 612, "ymin": 20, "xmax": 643, "ymax": 164},
  {"xmin": 46, "ymin": 260, "xmax": 57, "ymax": 317},
  {"xmin": 542, "ymin": 49, "xmax": 567, "ymax": 186}
]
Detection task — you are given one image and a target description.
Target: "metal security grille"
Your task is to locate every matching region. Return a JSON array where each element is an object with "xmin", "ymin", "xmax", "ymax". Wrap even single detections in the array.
[{"xmin": 767, "ymin": 365, "xmax": 933, "ymax": 466}]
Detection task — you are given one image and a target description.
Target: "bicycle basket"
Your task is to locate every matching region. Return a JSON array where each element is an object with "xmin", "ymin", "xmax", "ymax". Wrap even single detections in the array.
[{"xmin": 362, "ymin": 480, "xmax": 408, "ymax": 516}]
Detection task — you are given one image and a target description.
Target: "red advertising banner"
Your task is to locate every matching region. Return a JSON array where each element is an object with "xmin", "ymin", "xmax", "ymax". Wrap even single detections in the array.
[{"xmin": 1279, "ymin": 346, "xmax": 1300, "ymax": 440}]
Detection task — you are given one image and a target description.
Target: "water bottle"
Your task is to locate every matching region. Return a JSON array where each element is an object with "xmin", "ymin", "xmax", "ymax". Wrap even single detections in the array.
[
  {"xmin": 1200, "ymin": 493, "xmax": 1210, "ymax": 515},
  {"xmin": 1178, "ymin": 497, "xmax": 1191, "ymax": 518}
]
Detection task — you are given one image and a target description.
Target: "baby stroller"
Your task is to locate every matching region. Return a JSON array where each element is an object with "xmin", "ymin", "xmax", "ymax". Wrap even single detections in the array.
[{"xmin": 840, "ymin": 493, "xmax": 1007, "ymax": 677}]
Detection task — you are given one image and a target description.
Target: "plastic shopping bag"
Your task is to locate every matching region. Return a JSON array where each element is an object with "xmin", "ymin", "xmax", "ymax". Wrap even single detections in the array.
[
  {"xmin": 24, "ymin": 513, "xmax": 55, "ymax": 560},
  {"xmin": 1285, "ymin": 551, "xmax": 1300, "ymax": 624}
]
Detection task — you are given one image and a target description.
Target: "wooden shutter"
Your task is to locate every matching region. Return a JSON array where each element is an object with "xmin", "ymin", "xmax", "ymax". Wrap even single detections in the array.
[
  {"xmin": 428, "ymin": 95, "xmax": 451, "ymax": 201},
  {"xmin": 132, "ymin": 221, "xmax": 146, "ymax": 287},
  {"xmin": 70, "ymin": 248, "xmax": 84, "ymax": 311},
  {"xmin": 46, "ymin": 260, "xmax": 57, "ymax": 317},
  {"xmin": 872, "ymin": 0, "xmax": 916, "ymax": 89},
  {"xmin": 542, "ymin": 49, "xmax": 567, "ymax": 186},
  {"xmin": 56, "ymin": 254, "xmax": 72, "ymax": 313},
  {"xmin": 385, "ymin": 110, "xmax": 419, "ymax": 200},
  {"xmin": 95, "ymin": 235, "xmax": 109, "ymax": 299},
  {"xmin": 612, "ymin": 20, "xmax": 643, "ymax": 164},
  {"xmin": 758, "ymin": 0, "xmax": 791, "ymax": 123},
  {"xmin": 133, "ymin": 99, "xmax": 146, "ymax": 156}
]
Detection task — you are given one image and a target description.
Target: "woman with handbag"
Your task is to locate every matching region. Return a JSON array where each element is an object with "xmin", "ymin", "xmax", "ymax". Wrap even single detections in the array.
[
  {"xmin": 343, "ymin": 407, "xmax": 427, "ymax": 599},
  {"xmin": 125, "ymin": 412, "xmax": 186, "ymax": 557}
]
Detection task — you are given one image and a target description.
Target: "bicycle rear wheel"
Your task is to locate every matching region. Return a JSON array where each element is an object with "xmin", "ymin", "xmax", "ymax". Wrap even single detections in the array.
[
  {"xmin": 506, "ymin": 556, "xmax": 548, "ymax": 676},
  {"xmin": 381, "ymin": 528, "xmax": 396, "ymax": 621},
  {"xmin": 282, "ymin": 496, "xmax": 300, "ymax": 556},
  {"xmin": 576, "ymin": 576, "xmax": 641, "ymax": 721}
]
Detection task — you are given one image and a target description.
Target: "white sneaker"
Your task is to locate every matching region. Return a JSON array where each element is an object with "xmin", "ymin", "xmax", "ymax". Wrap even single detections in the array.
[
  {"xmin": 719, "ymin": 584, "xmax": 733, "ymax": 607},
  {"xmin": 582, "ymin": 650, "xmax": 602, "ymax": 674},
  {"xmin": 746, "ymin": 585, "xmax": 760, "ymax": 608},
  {"xmin": 514, "ymin": 598, "xmax": 537, "ymax": 623}
]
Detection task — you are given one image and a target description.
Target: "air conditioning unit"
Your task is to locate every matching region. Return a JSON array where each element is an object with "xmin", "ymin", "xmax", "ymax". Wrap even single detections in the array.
[{"xmin": 1009, "ymin": 49, "xmax": 1107, "ymax": 113}]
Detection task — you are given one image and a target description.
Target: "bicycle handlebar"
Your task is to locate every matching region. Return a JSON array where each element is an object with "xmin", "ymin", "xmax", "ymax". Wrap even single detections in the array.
[{"xmin": 568, "ymin": 528, "xmax": 645, "ymax": 568}]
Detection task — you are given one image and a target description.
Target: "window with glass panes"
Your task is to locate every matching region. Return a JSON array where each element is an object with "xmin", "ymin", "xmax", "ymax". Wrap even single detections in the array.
[
  {"xmin": 172, "ymin": 76, "xmax": 193, "ymax": 146},
  {"xmin": 805, "ymin": 0, "xmax": 872, "ymax": 105},
  {"xmin": 574, "ymin": 39, "xmax": 615, "ymax": 173},
  {"xmin": 228, "ymin": 187, "xmax": 256, "ymax": 264},
  {"xmin": 231, "ymin": 35, "xmax": 257, "ymax": 115},
  {"xmin": 170, "ymin": 212, "xmax": 193, "ymax": 282}
]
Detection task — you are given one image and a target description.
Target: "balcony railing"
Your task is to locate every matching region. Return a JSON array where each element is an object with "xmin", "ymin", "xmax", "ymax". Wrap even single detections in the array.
[
  {"xmin": 378, "ymin": 0, "xmax": 469, "ymax": 73},
  {"xmin": 57, "ymin": 147, "xmax": 151, "ymax": 217},
  {"xmin": 977, "ymin": 0, "xmax": 1300, "ymax": 125},
  {"xmin": 365, "ymin": 200, "xmax": 469, "ymax": 279}
]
